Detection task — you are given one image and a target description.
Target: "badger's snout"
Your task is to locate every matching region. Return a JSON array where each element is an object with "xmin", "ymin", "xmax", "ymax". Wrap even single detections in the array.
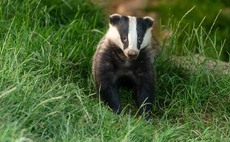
[{"xmin": 126, "ymin": 50, "xmax": 139, "ymax": 59}]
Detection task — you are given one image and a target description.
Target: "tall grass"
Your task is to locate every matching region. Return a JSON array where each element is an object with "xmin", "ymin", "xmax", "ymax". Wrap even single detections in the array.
[
  {"xmin": 149, "ymin": 0, "xmax": 230, "ymax": 61},
  {"xmin": 0, "ymin": 0, "xmax": 229, "ymax": 141}
]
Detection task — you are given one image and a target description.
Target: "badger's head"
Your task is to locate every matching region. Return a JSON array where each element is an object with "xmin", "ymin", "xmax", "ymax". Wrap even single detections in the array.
[{"xmin": 106, "ymin": 14, "xmax": 154, "ymax": 60}]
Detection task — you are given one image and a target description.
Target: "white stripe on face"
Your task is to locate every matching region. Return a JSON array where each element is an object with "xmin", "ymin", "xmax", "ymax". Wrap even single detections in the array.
[
  {"xmin": 141, "ymin": 28, "xmax": 152, "ymax": 49},
  {"xmin": 127, "ymin": 16, "xmax": 137, "ymax": 50},
  {"xmin": 106, "ymin": 24, "xmax": 123, "ymax": 49}
]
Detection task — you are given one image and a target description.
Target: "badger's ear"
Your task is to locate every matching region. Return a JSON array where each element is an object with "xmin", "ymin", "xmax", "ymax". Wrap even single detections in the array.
[
  {"xmin": 143, "ymin": 16, "xmax": 154, "ymax": 28},
  {"xmin": 109, "ymin": 14, "xmax": 121, "ymax": 26}
]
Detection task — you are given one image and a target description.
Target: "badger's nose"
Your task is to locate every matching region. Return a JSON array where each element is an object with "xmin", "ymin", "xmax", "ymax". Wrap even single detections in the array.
[{"xmin": 127, "ymin": 50, "xmax": 139, "ymax": 59}]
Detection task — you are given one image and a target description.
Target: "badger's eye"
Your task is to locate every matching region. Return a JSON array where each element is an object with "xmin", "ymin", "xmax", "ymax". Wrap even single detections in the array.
[
  {"xmin": 138, "ymin": 37, "xmax": 142, "ymax": 43},
  {"xmin": 122, "ymin": 36, "xmax": 128, "ymax": 42}
]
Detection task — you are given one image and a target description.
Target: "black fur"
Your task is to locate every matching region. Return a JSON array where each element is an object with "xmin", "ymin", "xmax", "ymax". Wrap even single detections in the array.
[{"xmin": 93, "ymin": 40, "xmax": 156, "ymax": 119}]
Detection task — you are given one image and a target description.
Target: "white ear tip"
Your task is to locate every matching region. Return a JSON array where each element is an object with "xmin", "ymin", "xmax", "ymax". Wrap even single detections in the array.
[
  {"xmin": 110, "ymin": 13, "xmax": 122, "ymax": 18},
  {"xmin": 144, "ymin": 16, "xmax": 154, "ymax": 22}
]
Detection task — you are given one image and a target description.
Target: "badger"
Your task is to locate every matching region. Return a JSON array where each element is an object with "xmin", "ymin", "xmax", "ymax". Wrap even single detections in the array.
[{"xmin": 92, "ymin": 14, "xmax": 160, "ymax": 120}]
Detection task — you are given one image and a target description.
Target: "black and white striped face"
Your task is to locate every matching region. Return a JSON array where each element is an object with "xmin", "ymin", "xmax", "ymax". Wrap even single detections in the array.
[{"xmin": 106, "ymin": 14, "xmax": 154, "ymax": 59}]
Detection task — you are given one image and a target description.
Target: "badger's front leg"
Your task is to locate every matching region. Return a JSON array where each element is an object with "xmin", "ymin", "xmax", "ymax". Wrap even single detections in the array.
[
  {"xmin": 99, "ymin": 84, "xmax": 121, "ymax": 114},
  {"xmin": 134, "ymin": 73, "xmax": 155, "ymax": 120},
  {"xmin": 93, "ymin": 48, "xmax": 122, "ymax": 114}
]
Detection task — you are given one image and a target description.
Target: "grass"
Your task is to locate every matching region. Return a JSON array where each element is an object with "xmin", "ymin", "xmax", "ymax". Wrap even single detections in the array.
[
  {"xmin": 147, "ymin": 0, "xmax": 230, "ymax": 61},
  {"xmin": 0, "ymin": 0, "xmax": 229, "ymax": 141}
]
